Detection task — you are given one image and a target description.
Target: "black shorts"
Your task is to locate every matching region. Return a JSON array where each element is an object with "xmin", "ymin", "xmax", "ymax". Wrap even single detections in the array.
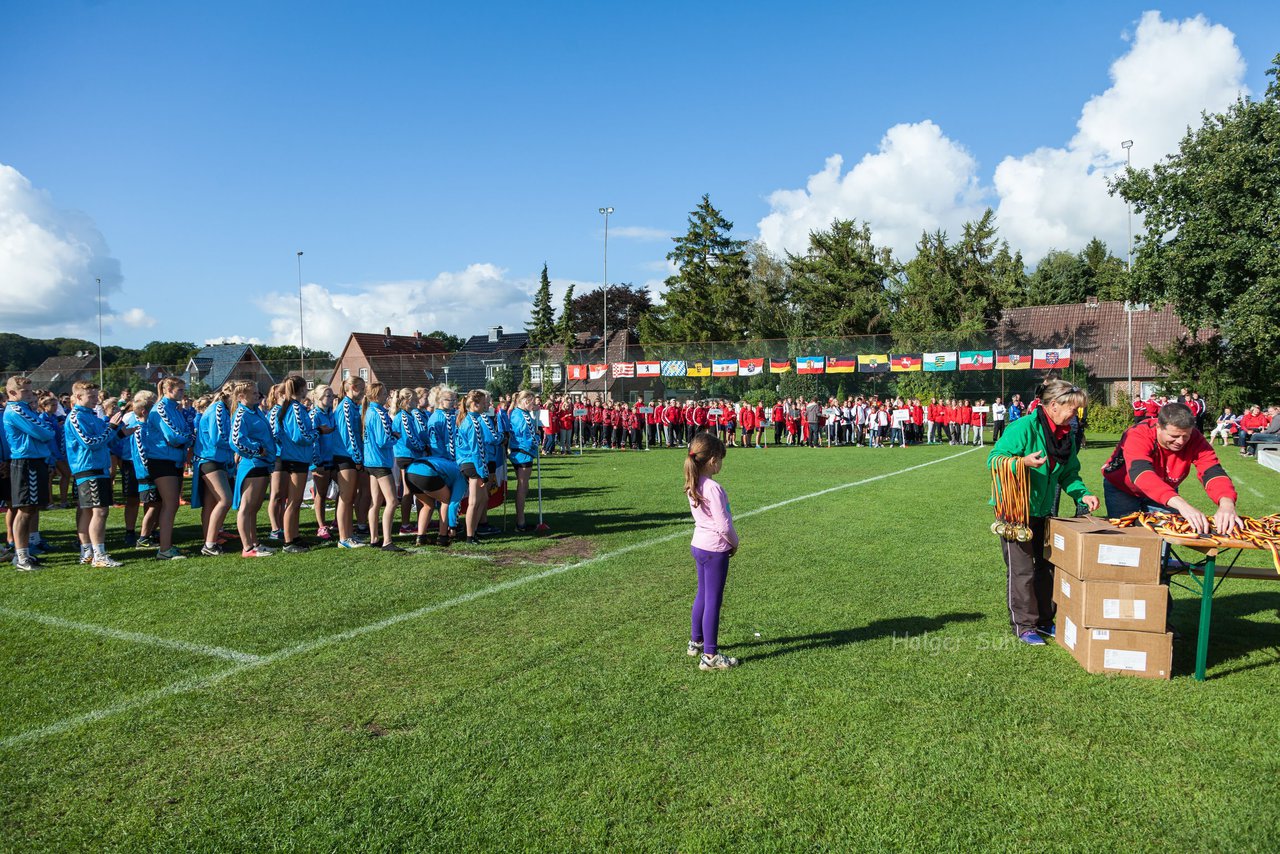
[
  {"xmin": 10, "ymin": 459, "xmax": 51, "ymax": 508},
  {"xmin": 76, "ymin": 477, "xmax": 114, "ymax": 509},
  {"xmin": 147, "ymin": 459, "xmax": 183, "ymax": 481},
  {"xmin": 395, "ymin": 456, "xmax": 413, "ymax": 470},
  {"xmin": 119, "ymin": 464, "xmax": 138, "ymax": 498},
  {"xmin": 366, "ymin": 466, "xmax": 392, "ymax": 479},
  {"xmin": 512, "ymin": 462, "xmax": 532, "ymax": 473},
  {"xmin": 333, "ymin": 455, "xmax": 358, "ymax": 471},
  {"xmin": 406, "ymin": 472, "xmax": 446, "ymax": 494},
  {"xmin": 311, "ymin": 461, "xmax": 335, "ymax": 475},
  {"xmin": 199, "ymin": 460, "xmax": 228, "ymax": 477},
  {"xmin": 459, "ymin": 463, "xmax": 485, "ymax": 482},
  {"xmin": 275, "ymin": 459, "xmax": 309, "ymax": 474},
  {"xmin": 138, "ymin": 479, "xmax": 159, "ymax": 505},
  {"xmin": 0, "ymin": 474, "xmax": 8, "ymax": 507}
]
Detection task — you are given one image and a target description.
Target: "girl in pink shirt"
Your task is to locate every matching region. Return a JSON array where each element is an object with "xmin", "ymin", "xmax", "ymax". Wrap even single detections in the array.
[{"xmin": 685, "ymin": 434, "xmax": 739, "ymax": 671}]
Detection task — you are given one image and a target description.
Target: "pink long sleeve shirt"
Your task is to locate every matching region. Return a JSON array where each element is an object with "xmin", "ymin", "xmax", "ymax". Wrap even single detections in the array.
[{"xmin": 689, "ymin": 475, "xmax": 738, "ymax": 553}]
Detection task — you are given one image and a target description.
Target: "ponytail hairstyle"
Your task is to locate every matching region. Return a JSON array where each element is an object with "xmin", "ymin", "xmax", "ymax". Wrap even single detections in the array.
[
  {"xmin": 514, "ymin": 389, "xmax": 535, "ymax": 409},
  {"xmin": 456, "ymin": 389, "xmax": 489, "ymax": 427},
  {"xmin": 1038, "ymin": 378, "xmax": 1086, "ymax": 411},
  {"xmin": 684, "ymin": 432, "xmax": 726, "ymax": 509},
  {"xmin": 393, "ymin": 387, "xmax": 415, "ymax": 415},
  {"xmin": 282, "ymin": 375, "xmax": 307, "ymax": 400},
  {"xmin": 343, "ymin": 375, "xmax": 366, "ymax": 400},
  {"xmin": 363, "ymin": 381, "xmax": 387, "ymax": 419},
  {"xmin": 231, "ymin": 381, "xmax": 257, "ymax": 404},
  {"xmin": 215, "ymin": 381, "xmax": 236, "ymax": 409}
]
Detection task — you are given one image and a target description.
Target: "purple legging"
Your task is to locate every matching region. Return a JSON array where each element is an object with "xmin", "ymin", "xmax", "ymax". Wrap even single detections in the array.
[{"xmin": 691, "ymin": 546, "xmax": 731, "ymax": 654}]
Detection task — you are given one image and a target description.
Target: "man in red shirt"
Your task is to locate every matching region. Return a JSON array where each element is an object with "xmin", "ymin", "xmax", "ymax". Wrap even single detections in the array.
[
  {"xmin": 1144, "ymin": 397, "xmax": 1161, "ymax": 419},
  {"xmin": 1237, "ymin": 404, "xmax": 1271, "ymax": 457},
  {"xmin": 771, "ymin": 402, "xmax": 785, "ymax": 446},
  {"xmin": 738, "ymin": 402, "xmax": 756, "ymax": 448},
  {"xmin": 1102, "ymin": 402, "xmax": 1241, "ymax": 536},
  {"xmin": 661, "ymin": 400, "xmax": 678, "ymax": 447},
  {"xmin": 1131, "ymin": 397, "xmax": 1146, "ymax": 424}
]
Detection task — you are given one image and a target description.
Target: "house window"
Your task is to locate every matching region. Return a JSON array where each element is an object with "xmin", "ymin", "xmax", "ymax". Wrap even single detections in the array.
[
  {"xmin": 358, "ymin": 368, "xmax": 369, "ymax": 381},
  {"xmin": 484, "ymin": 362, "xmax": 502, "ymax": 381},
  {"xmin": 530, "ymin": 365, "xmax": 563, "ymax": 385},
  {"xmin": 342, "ymin": 369, "xmax": 351, "ymax": 381}
]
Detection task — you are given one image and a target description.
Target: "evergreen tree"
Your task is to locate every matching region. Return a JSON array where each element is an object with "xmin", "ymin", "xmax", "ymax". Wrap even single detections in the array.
[
  {"xmin": 526, "ymin": 263, "xmax": 557, "ymax": 390},
  {"xmin": 556, "ymin": 284, "xmax": 576, "ymax": 358},
  {"xmin": 786, "ymin": 219, "xmax": 894, "ymax": 338}
]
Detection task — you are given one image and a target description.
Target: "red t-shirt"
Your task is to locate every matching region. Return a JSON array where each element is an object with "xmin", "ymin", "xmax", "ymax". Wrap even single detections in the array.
[
  {"xmin": 1103, "ymin": 419, "xmax": 1237, "ymax": 506},
  {"xmin": 1144, "ymin": 400, "xmax": 1160, "ymax": 417}
]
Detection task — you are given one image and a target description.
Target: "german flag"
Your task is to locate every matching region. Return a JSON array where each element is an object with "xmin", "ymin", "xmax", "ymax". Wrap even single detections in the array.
[
  {"xmin": 768, "ymin": 359, "xmax": 792, "ymax": 373},
  {"xmin": 890, "ymin": 353, "xmax": 922, "ymax": 372}
]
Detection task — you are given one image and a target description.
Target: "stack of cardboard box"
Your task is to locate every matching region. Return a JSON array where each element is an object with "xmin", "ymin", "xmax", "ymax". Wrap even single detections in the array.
[{"xmin": 1046, "ymin": 517, "xmax": 1173, "ymax": 680}]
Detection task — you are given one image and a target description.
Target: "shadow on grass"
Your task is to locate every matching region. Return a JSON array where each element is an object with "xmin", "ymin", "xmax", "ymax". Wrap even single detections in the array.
[
  {"xmin": 543, "ymin": 507, "xmax": 689, "ymax": 536},
  {"xmin": 1171, "ymin": 590, "xmax": 1280, "ymax": 678},
  {"xmin": 731, "ymin": 611, "xmax": 985, "ymax": 661}
]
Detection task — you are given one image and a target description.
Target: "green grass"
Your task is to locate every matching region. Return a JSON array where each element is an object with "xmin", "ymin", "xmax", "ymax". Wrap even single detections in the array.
[{"xmin": 2, "ymin": 439, "xmax": 1280, "ymax": 851}]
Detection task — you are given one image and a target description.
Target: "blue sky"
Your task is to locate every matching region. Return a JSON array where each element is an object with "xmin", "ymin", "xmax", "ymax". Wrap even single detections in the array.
[{"xmin": 1, "ymin": 1, "xmax": 1278, "ymax": 354}]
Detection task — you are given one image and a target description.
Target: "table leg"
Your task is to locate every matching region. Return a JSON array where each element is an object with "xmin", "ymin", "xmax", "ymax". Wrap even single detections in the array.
[{"xmin": 1194, "ymin": 555, "xmax": 1217, "ymax": 681}]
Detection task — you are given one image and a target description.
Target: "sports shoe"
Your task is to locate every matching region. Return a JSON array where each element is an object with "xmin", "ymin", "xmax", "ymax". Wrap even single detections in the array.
[
  {"xmin": 398, "ymin": 523, "xmax": 416, "ymax": 535},
  {"xmin": 242, "ymin": 546, "xmax": 275, "ymax": 558},
  {"xmin": 32, "ymin": 539, "xmax": 53, "ymax": 554},
  {"xmin": 477, "ymin": 524, "xmax": 500, "ymax": 536},
  {"xmin": 14, "ymin": 554, "xmax": 41, "ymax": 571},
  {"xmin": 123, "ymin": 532, "xmax": 138, "ymax": 548},
  {"xmin": 699, "ymin": 653, "xmax": 739, "ymax": 671},
  {"xmin": 92, "ymin": 554, "xmax": 124, "ymax": 568},
  {"xmin": 1037, "ymin": 624, "xmax": 1057, "ymax": 639},
  {"xmin": 253, "ymin": 544, "xmax": 277, "ymax": 556},
  {"xmin": 200, "ymin": 544, "xmax": 225, "ymax": 557},
  {"xmin": 0, "ymin": 544, "xmax": 11, "ymax": 561},
  {"xmin": 283, "ymin": 542, "xmax": 310, "ymax": 554},
  {"xmin": 80, "ymin": 551, "xmax": 93, "ymax": 565},
  {"xmin": 216, "ymin": 530, "xmax": 238, "ymax": 544},
  {"xmin": 267, "ymin": 529, "xmax": 283, "ymax": 541},
  {"xmin": 464, "ymin": 536, "xmax": 481, "ymax": 546},
  {"xmin": 316, "ymin": 526, "xmax": 332, "ymax": 541},
  {"xmin": 1018, "ymin": 630, "xmax": 1046, "ymax": 646},
  {"xmin": 514, "ymin": 524, "xmax": 531, "ymax": 533},
  {"xmin": 156, "ymin": 547, "xmax": 186, "ymax": 561},
  {"xmin": 687, "ymin": 640, "xmax": 704, "ymax": 657},
  {"xmin": 380, "ymin": 543, "xmax": 407, "ymax": 553},
  {"xmin": 135, "ymin": 535, "xmax": 157, "ymax": 549},
  {"xmin": 338, "ymin": 538, "xmax": 367, "ymax": 549}
]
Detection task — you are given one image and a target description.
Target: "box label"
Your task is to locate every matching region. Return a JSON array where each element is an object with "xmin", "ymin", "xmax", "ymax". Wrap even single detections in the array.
[
  {"xmin": 1092, "ymin": 629, "xmax": 1111, "ymax": 640},
  {"xmin": 1063, "ymin": 616, "xmax": 1077, "ymax": 651},
  {"xmin": 1102, "ymin": 598, "xmax": 1147, "ymax": 620},
  {"xmin": 1060, "ymin": 578, "xmax": 1072, "ymax": 598},
  {"xmin": 1104, "ymin": 648, "xmax": 1148, "ymax": 671},
  {"xmin": 1053, "ymin": 534, "xmax": 1065, "ymax": 551},
  {"xmin": 1097, "ymin": 544, "xmax": 1142, "ymax": 567}
]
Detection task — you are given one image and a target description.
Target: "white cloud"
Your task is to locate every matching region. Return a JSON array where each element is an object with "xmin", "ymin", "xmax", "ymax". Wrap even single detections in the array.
[
  {"xmin": 640, "ymin": 259, "xmax": 679, "ymax": 302},
  {"xmin": 205, "ymin": 335, "xmax": 263, "ymax": 346},
  {"xmin": 0, "ymin": 162, "xmax": 126, "ymax": 336},
  {"xmin": 608, "ymin": 226, "xmax": 672, "ymax": 241},
  {"xmin": 756, "ymin": 12, "xmax": 1247, "ymax": 265},
  {"xmin": 757, "ymin": 121, "xmax": 985, "ymax": 258},
  {"xmin": 258, "ymin": 263, "xmax": 540, "ymax": 354},
  {"xmin": 118, "ymin": 307, "xmax": 156, "ymax": 329},
  {"xmin": 993, "ymin": 11, "xmax": 1246, "ymax": 261}
]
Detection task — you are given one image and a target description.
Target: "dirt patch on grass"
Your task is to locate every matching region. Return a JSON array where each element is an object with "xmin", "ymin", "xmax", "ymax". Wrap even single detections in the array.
[{"xmin": 489, "ymin": 536, "xmax": 596, "ymax": 568}]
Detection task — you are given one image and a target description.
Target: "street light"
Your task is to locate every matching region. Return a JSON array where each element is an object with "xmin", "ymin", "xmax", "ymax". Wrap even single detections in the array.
[
  {"xmin": 96, "ymin": 277, "xmax": 104, "ymax": 387},
  {"xmin": 598, "ymin": 206, "xmax": 613, "ymax": 400},
  {"xmin": 1121, "ymin": 139, "xmax": 1134, "ymax": 401},
  {"xmin": 296, "ymin": 251, "xmax": 306, "ymax": 377}
]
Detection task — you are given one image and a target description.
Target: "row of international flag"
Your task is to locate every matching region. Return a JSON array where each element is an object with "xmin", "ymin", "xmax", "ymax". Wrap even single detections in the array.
[{"xmin": 565, "ymin": 348, "xmax": 1072, "ymax": 380}]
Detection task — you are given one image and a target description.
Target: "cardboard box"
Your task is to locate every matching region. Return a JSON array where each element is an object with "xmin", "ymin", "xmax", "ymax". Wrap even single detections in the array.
[
  {"xmin": 1045, "ymin": 516, "xmax": 1163, "ymax": 584},
  {"xmin": 1057, "ymin": 616, "xmax": 1173, "ymax": 680},
  {"xmin": 1054, "ymin": 565, "xmax": 1169, "ymax": 634}
]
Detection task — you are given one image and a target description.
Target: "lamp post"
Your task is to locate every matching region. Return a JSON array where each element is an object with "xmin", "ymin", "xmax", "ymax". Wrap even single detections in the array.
[
  {"xmin": 1121, "ymin": 139, "xmax": 1134, "ymax": 402},
  {"xmin": 296, "ymin": 251, "xmax": 306, "ymax": 377},
  {"xmin": 598, "ymin": 206, "xmax": 613, "ymax": 400},
  {"xmin": 96, "ymin": 277, "xmax": 104, "ymax": 387}
]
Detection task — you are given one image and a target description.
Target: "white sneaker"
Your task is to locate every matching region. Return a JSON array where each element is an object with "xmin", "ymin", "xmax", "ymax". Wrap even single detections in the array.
[
  {"xmin": 92, "ymin": 554, "xmax": 124, "ymax": 568},
  {"xmin": 699, "ymin": 653, "xmax": 739, "ymax": 671},
  {"xmin": 79, "ymin": 551, "xmax": 93, "ymax": 565},
  {"xmin": 686, "ymin": 640, "xmax": 704, "ymax": 657}
]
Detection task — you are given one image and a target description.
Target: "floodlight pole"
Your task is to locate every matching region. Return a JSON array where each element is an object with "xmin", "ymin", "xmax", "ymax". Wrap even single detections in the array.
[
  {"xmin": 598, "ymin": 206, "xmax": 613, "ymax": 402},
  {"xmin": 297, "ymin": 251, "xmax": 306, "ymax": 377},
  {"xmin": 1121, "ymin": 140, "xmax": 1134, "ymax": 402},
  {"xmin": 96, "ymin": 277, "xmax": 104, "ymax": 387}
]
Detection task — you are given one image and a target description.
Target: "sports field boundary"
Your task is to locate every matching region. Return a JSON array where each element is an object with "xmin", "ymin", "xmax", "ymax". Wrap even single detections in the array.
[
  {"xmin": 0, "ymin": 446, "xmax": 979, "ymax": 750},
  {"xmin": 0, "ymin": 606, "xmax": 263, "ymax": 663}
]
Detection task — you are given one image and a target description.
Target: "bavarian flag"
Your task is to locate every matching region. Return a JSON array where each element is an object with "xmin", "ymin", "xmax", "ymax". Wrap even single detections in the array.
[
  {"xmin": 996, "ymin": 352, "xmax": 1031, "ymax": 371},
  {"xmin": 923, "ymin": 351, "xmax": 957, "ymax": 372},
  {"xmin": 857, "ymin": 354, "xmax": 889, "ymax": 373},
  {"xmin": 661, "ymin": 360, "xmax": 687, "ymax": 377},
  {"xmin": 890, "ymin": 353, "xmax": 922, "ymax": 372},
  {"xmin": 959, "ymin": 350, "xmax": 994, "ymax": 371},
  {"xmin": 827, "ymin": 357, "xmax": 857, "ymax": 374},
  {"xmin": 687, "ymin": 361, "xmax": 712, "ymax": 377},
  {"xmin": 712, "ymin": 359, "xmax": 739, "ymax": 377},
  {"xmin": 796, "ymin": 356, "xmax": 825, "ymax": 374},
  {"xmin": 1032, "ymin": 348, "xmax": 1072, "ymax": 369},
  {"xmin": 769, "ymin": 359, "xmax": 792, "ymax": 374}
]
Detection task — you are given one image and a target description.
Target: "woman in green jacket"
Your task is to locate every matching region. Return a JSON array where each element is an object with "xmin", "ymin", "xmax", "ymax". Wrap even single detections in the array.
[{"xmin": 987, "ymin": 378, "xmax": 1099, "ymax": 645}]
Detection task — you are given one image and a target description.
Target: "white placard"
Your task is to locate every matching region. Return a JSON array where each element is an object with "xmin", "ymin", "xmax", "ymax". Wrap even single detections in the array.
[
  {"xmin": 892, "ymin": 408, "xmax": 910, "ymax": 419},
  {"xmin": 573, "ymin": 408, "xmax": 588, "ymax": 417},
  {"xmin": 973, "ymin": 406, "xmax": 990, "ymax": 414},
  {"xmin": 1097, "ymin": 544, "xmax": 1142, "ymax": 567},
  {"xmin": 707, "ymin": 408, "xmax": 723, "ymax": 417},
  {"xmin": 638, "ymin": 406, "xmax": 653, "ymax": 414},
  {"xmin": 1060, "ymin": 578, "xmax": 1072, "ymax": 599},
  {"xmin": 1103, "ymin": 649, "xmax": 1148, "ymax": 672},
  {"xmin": 1092, "ymin": 629, "xmax": 1111, "ymax": 640},
  {"xmin": 539, "ymin": 410, "xmax": 551, "ymax": 428},
  {"xmin": 1053, "ymin": 534, "xmax": 1065, "ymax": 551},
  {"xmin": 1063, "ymin": 616, "xmax": 1077, "ymax": 651}
]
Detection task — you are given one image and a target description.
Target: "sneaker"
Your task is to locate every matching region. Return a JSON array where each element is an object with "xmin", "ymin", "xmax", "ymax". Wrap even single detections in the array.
[
  {"xmin": 380, "ymin": 543, "xmax": 407, "ymax": 553},
  {"xmin": 253, "ymin": 544, "xmax": 277, "ymax": 556},
  {"xmin": 398, "ymin": 524, "xmax": 416, "ymax": 535},
  {"xmin": 0, "ymin": 545, "xmax": 10, "ymax": 561},
  {"xmin": 32, "ymin": 540, "xmax": 53, "ymax": 554},
  {"xmin": 436, "ymin": 535, "xmax": 452, "ymax": 548},
  {"xmin": 1018, "ymin": 630, "xmax": 1046, "ymax": 646},
  {"xmin": 242, "ymin": 546, "xmax": 275, "ymax": 558},
  {"xmin": 200, "ymin": 544, "xmax": 225, "ymax": 557},
  {"xmin": 687, "ymin": 640, "xmax": 704, "ymax": 657},
  {"xmin": 464, "ymin": 536, "xmax": 481, "ymax": 546},
  {"xmin": 338, "ymin": 538, "xmax": 367, "ymax": 549},
  {"xmin": 80, "ymin": 551, "xmax": 93, "ymax": 565},
  {"xmin": 477, "ymin": 524, "xmax": 500, "ymax": 536},
  {"xmin": 699, "ymin": 653, "xmax": 739, "ymax": 671},
  {"xmin": 13, "ymin": 554, "xmax": 40, "ymax": 571},
  {"xmin": 91, "ymin": 554, "xmax": 124, "ymax": 568},
  {"xmin": 216, "ymin": 530, "xmax": 238, "ymax": 544},
  {"xmin": 123, "ymin": 532, "xmax": 138, "ymax": 548},
  {"xmin": 156, "ymin": 547, "xmax": 186, "ymax": 561},
  {"xmin": 1037, "ymin": 624, "xmax": 1056, "ymax": 639},
  {"xmin": 267, "ymin": 529, "xmax": 283, "ymax": 541},
  {"xmin": 283, "ymin": 542, "xmax": 310, "ymax": 554},
  {"xmin": 316, "ymin": 526, "xmax": 332, "ymax": 541},
  {"xmin": 135, "ymin": 535, "xmax": 157, "ymax": 549},
  {"xmin": 514, "ymin": 524, "xmax": 531, "ymax": 533}
]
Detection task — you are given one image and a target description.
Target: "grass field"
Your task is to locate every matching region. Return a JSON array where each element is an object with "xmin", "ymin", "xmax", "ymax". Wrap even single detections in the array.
[{"xmin": 3, "ymin": 438, "xmax": 1280, "ymax": 851}]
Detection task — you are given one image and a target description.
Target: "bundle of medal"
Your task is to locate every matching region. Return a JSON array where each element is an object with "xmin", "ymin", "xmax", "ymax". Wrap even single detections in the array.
[
  {"xmin": 1109, "ymin": 511, "xmax": 1280, "ymax": 572},
  {"xmin": 990, "ymin": 456, "xmax": 1032, "ymax": 542}
]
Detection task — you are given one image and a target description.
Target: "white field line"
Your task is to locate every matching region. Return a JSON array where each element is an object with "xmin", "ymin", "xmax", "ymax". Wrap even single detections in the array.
[
  {"xmin": 0, "ymin": 447, "xmax": 978, "ymax": 750},
  {"xmin": 0, "ymin": 606, "xmax": 262, "ymax": 664},
  {"xmin": 1230, "ymin": 472, "xmax": 1266, "ymax": 500}
]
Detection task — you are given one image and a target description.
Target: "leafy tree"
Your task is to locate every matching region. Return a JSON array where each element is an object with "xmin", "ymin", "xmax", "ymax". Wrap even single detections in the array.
[
  {"xmin": 744, "ymin": 241, "xmax": 792, "ymax": 341},
  {"xmin": 642, "ymin": 194, "xmax": 752, "ymax": 346},
  {"xmin": 1027, "ymin": 249, "xmax": 1089, "ymax": 306},
  {"xmin": 991, "ymin": 242, "xmax": 1030, "ymax": 308},
  {"xmin": 786, "ymin": 219, "xmax": 894, "ymax": 337},
  {"xmin": 140, "ymin": 341, "xmax": 197, "ymax": 369},
  {"xmin": 425, "ymin": 331, "xmax": 467, "ymax": 352},
  {"xmin": 1080, "ymin": 237, "xmax": 1129, "ymax": 300},
  {"xmin": 485, "ymin": 366, "xmax": 516, "ymax": 398},
  {"xmin": 527, "ymin": 264, "xmax": 556, "ymax": 346},
  {"xmin": 1112, "ymin": 54, "xmax": 1280, "ymax": 401},
  {"xmin": 571, "ymin": 283, "xmax": 651, "ymax": 339}
]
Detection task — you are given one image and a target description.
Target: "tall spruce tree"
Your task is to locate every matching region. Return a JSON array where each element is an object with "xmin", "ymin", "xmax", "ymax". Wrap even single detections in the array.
[
  {"xmin": 786, "ymin": 219, "xmax": 894, "ymax": 338},
  {"xmin": 526, "ymin": 263, "xmax": 556, "ymax": 389}
]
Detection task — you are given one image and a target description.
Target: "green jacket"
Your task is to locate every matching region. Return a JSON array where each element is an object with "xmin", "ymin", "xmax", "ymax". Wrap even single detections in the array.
[{"xmin": 987, "ymin": 413, "xmax": 1092, "ymax": 518}]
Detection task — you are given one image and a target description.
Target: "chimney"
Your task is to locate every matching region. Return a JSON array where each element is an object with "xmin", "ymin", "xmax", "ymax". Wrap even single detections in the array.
[
  {"xmin": 489, "ymin": 325, "xmax": 502, "ymax": 343},
  {"xmin": 383, "ymin": 326, "xmax": 392, "ymax": 348},
  {"xmin": 1085, "ymin": 295, "xmax": 1099, "ymax": 308},
  {"xmin": 414, "ymin": 330, "xmax": 422, "ymax": 350}
]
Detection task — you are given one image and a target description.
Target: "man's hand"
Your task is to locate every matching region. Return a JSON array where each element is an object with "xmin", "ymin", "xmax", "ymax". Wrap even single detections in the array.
[
  {"xmin": 1169, "ymin": 496, "xmax": 1211, "ymax": 536},
  {"xmin": 1214, "ymin": 499, "xmax": 1243, "ymax": 536}
]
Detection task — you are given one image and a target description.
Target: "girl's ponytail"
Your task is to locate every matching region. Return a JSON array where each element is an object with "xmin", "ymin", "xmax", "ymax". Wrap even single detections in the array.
[{"xmin": 684, "ymin": 433, "xmax": 726, "ymax": 509}]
